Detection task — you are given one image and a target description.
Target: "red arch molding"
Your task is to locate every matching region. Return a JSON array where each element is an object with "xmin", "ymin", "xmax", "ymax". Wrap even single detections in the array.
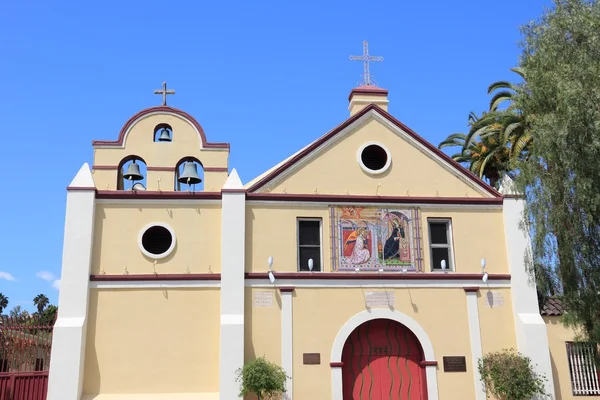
[{"xmin": 91, "ymin": 106, "xmax": 230, "ymax": 150}]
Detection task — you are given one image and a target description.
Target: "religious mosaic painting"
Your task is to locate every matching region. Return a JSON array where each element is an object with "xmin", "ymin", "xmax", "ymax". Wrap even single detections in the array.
[{"xmin": 330, "ymin": 206, "xmax": 423, "ymax": 271}]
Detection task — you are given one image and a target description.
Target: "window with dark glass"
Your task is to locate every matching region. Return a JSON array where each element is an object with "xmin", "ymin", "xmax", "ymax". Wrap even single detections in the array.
[
  {"xmin": 428, "ymin": 219, "xmax": 453, "ymax": 271},
  {"xmin": 298, "ymin": 219, "xmax": 322, "ymax": 272}
]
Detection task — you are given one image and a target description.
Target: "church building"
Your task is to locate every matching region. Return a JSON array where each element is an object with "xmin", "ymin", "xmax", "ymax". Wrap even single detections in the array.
[{"xmin": 45, "ymin": 46, "xmax": 599, "ymax": 400}]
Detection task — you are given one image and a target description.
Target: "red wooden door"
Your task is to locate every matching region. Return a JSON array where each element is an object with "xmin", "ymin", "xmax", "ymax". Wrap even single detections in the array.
[{"xmin": 341, "ymin": 319, "xmax": 425, "ymax": 400}]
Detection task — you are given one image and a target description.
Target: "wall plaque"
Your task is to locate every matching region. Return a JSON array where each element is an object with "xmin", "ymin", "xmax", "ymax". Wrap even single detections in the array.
[
  {"xmin": 486, "ymin": 291, "xmax": 505, "ymax": 308},
  {"xmin": 303, "ymin": 353, "xmax": 321, "ymax": 365},
  {"xmin": 365, "ymin": 291, "xmax": 395, "ymax": 308},
  {"xmin": 253, "ymin": 291, "xmax": 274, "ymax": 307},
  {"xmin": 443, "ymin": 356, "xmax": 467, "ymax": 372}
]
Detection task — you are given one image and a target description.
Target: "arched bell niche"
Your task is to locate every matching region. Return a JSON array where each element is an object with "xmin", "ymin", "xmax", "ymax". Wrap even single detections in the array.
[
  {"xmin": 153, "ymin": 123, "xmax": 173, "ymax": 142},
  {"xmin": 117, "ymin": 155, "xmax": 147, "ymax": 191},
  {"xmin": 175, "ymin": 157, "xmax": 204, "ymax": 191}
]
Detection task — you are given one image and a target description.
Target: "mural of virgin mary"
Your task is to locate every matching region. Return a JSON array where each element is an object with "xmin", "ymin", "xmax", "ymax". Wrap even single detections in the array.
[{"xmin": 383, "ymin": 218, "xmax": 405, "ymax": 259}]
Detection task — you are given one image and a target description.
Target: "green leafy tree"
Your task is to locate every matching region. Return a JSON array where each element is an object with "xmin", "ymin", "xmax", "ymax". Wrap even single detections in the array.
[
  {"xmin": 33, "ymin": 294, "xmax": 49, "ymax": 314},
  {"xmin": 478, "ymin": 349, "xmax": 547, "ymax": 400},
  {"xmin": 0, "ymin": 293, "xmax": 8, "ymax": 314},
  {"xmin": 514, "ymin": 0, "xmax": 600, "ymax": 344},
  {"xmin": 40, "ymin": 305, "xmax": 58, "ymax": 326},
  {"xmin": 9, "ymin": 305, "xmax": 29, "ymax": 319},
  {"xmin": 236, "ymin": 356, "xmax": 288, "ymax": 399}
]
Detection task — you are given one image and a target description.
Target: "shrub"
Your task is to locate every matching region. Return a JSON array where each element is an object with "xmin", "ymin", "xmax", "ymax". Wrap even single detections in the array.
[
  {"xmin": 236, "ymin": 356, "xmax": 289, "ymax": 399},
  {"xmin": 478, "ymin": 348, "xmax": 547, "ymax": 400}
]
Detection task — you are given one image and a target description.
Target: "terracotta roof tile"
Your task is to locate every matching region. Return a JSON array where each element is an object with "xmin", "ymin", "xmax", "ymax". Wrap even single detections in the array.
[{"xmin": 541, "ymin": 296, "xmax": 564, "ymax": 316}]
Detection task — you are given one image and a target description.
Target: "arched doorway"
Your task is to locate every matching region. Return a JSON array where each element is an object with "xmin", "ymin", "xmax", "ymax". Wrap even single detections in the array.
[{"xmin": 341, "ymin": 318, "xmax": 427, "ymax": 399}]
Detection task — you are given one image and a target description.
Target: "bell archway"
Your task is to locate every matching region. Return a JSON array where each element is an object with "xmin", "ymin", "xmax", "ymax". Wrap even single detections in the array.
[
  {"xmin": 117, "ymin": 155, "xmax": 147, "ymax": 191},
  {"xmin": 330, "ymin": 309, "xmax": 439, "ymax": 400},
  {"xmin": 175, "ymin": 157, "xmax": 204, "ymax": 191}
]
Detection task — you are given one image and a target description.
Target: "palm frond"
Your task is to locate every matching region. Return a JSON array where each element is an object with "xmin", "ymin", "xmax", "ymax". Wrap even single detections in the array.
[
  {"xmin": 464, "ymin": 124, "xmax": 496, "ymax": 150},
  {"xmin": 489, "ymin": 91, "xmax": 515, "ymax": 111},
  {"xmin": 502, "ymin": 121, "xmax": 523, "ymax": 144},
  {"xmin": 471, "ymin": 158, "xmax": 484, "ymax": 177},
  {"xmin": 510, "ymin": 67, "xmax": 526, "ymax": 80},
  {"xmin": 451, "ymin": 154, "xmax": 472, "ymax": 163},
  {"xmin": 479, "ymin": 147, "xmax": 502, "ymax": 180},
  {"xmin": 438, "ymin": 133, "xmax": 467, "ymax": 149},
  {"xmin": 512, "ymin": 133, "xmax": 533, "ymax": 160},
  {"xmin": 487, "ymin": 80, "xmax": 516, "ymax": 95}
]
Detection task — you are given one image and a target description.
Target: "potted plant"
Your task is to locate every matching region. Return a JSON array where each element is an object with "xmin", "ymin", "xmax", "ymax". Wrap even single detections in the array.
[
  {"xmin": 236, "ymin": 356, "xmax": 289, "ymax": 399},
  {"xmin": 478, "ymin": 348, "xmax": 547, "ymax": 400}
]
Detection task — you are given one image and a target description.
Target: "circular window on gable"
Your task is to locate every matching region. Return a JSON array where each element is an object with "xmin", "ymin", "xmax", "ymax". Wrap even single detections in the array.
[
  {"xmin": 138, "ymin": 223, "xmax": 176, "ymax": 259},
  {"xmin": 357, "ymin": 142, "xmax": 392, "ymax": 174}
]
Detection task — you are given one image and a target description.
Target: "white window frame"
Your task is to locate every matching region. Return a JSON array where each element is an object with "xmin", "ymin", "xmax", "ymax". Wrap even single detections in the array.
[
  {"xmin": 356, "ymin": 141, "xmax": 392, "ymax": 175},
  {"xmin": 567, "ymin": 342, "xmax": 600, "ymax": 396},
  {"xmin": 427, "ymin": 218, "xmax": 455, "ymax": 272},
  {"xmin": 138, "ymin": 222, "xmax": 177, "ymax": 260},
  {"xmin": 297, "ymin": 218, "xmax": 323, "ymax": 272}
]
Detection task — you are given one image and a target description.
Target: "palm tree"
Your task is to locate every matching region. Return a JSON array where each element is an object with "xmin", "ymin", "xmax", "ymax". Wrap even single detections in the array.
[
  {"xmin": 33, "ymin": 294, "xmax": 49, "ymax": 314},
  {"xmin": 439, "ymin": 68, "xmax": 530, "ymax": 187},
  {"xmin": 439, "ymin": 112, "xmax": 512, "ymax": 188},
  {"xmin": 487, "ymin": 67, "xmax": 524, "ymax": 111},
  {"xmin": 0, "ymin": 293, "xmax": 8, "ymax": 315},
  {"xmin": 486, "ymin": 67, "xmax": 531, "ymax": 163}
]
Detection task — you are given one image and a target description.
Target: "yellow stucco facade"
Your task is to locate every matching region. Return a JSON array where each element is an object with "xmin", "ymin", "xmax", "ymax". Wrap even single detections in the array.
[
  {"xmin": 47, "ymin": 85, "xmax": 590, "ymax": 400},
  {"xmin": 83, "ymin": 289, "xmax": 220, "ymax": 396}
]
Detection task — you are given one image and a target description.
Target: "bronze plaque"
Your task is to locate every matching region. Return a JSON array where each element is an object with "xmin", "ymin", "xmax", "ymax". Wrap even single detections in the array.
[
  {"xmin": 303, "ymin": 353, "xmax": 321, "ymax": 365},
  {"xmin": 443, "ymin": 356, "xmax": 467, "ymax": 372}
]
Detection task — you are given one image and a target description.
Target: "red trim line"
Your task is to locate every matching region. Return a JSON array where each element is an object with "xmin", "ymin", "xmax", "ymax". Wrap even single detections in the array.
[
  {"xmin": 246, "ymin": 193, "xmax": 502, "ymax": 205},
  {"xmin": 222, "ymin": 189, "xmax": 247, "ymax": 193},
  {"xmin": 147, "ymin": 166, "xmax": 176, "ymax": 171},
  {"xmin": 247, "ymin": 103, "xmax": 501, "ymax": 197},
  {"xmin": 0, "ymin": 370, "xmax": 49, "ymax": 377},
  {"xmin": 279, "ymin": 287, "xmax": 295, "ymax": 293},
  {"xmin": 66, "ymin": 186, "xmax": 97, "ymax": 192},
  {"xmin": 330, "ymin": 362, "xmax": 344, "ymax": 368},
  {"xmin": 463, "ymin": 287, "xmax": 480, "ymax": 293},
  {"xmin": 420, "ymin": 360, "xmax": 438, "ymax": 367},
  {"xmin": 92, "ymin": 166, "xmax": 229, "ymax": 173},
  {"xmin": 91, "ymin": 106, "xmax": 230, "ymax": 150},
  {"xmin": 348, "ymin": 85, "xmax": 389, "ymax": 101},
  {"xmin": 245, "ymin": 272, "xmax": 511, "ymax": 281},
  {"xmin": 95, "ymin": 190, "xmax": 222, "ymax": 200},
  {"xmin": 90, "ymin": 274, "xmax": 221, "ymax": 281}
]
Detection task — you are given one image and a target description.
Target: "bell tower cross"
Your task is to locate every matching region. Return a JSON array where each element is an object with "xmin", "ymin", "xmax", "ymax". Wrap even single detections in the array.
[
  {"xmin": 153, "ymin": 81, "xmax": 176, "ymax": 106},
  {"xmin": 349, "ymin": 41, "xmax": 384, "ymax": 86}
]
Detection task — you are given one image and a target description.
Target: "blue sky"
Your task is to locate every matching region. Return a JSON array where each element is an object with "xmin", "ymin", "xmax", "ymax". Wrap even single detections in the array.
[{"xmin": 0, "ymin": 0, "xmax": 552, "ymax": 312}]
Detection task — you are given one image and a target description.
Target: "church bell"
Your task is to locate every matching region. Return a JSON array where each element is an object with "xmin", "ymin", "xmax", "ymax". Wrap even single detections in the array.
[
  {"xmin": 123, "ymin": 161, "xmax": 143, "ymax": 181},
  {"xmin": 178, "ymin": 161, "xmax": 202, "ymax": 185},
  {"xmin": 157, "ymin": 128, "xmax": 172, "ymax": 142}
]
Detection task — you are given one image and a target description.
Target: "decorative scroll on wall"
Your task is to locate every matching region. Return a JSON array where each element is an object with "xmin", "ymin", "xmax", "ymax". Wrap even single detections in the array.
[{"xmin": 330, "ymin": 206, "xmax": 424, "ymax": 271}]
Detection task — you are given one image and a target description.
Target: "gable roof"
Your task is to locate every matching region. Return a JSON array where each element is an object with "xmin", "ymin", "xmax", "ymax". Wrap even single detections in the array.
[{"xmin": 246, "ymin": 103, "xmax": 502, "ymax": 197}]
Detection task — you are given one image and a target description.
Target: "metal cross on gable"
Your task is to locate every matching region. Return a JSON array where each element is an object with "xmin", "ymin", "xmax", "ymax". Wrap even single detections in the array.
[
  {"xmin": 154, "ymin": 81, "xmax": 176, "ymax": 106},
  {"xmin": 349, "ymin": 40, "xmax": 384, "ymax": 86}
]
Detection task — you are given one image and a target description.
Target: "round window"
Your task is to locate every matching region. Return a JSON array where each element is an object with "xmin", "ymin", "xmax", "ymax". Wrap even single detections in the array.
[
  {"xmin": 358, "ymin": 142, "xmax": 391, "ymax": 174},
  {"xmin": 138, "ymin": 223, "xmax": 176, "ymax": 259}
]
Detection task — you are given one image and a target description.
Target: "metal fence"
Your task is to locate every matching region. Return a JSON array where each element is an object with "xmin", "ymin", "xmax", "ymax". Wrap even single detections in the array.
[{"xmin": 0, "ymin": 316, "xmax": 54, "ymax": 374}]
